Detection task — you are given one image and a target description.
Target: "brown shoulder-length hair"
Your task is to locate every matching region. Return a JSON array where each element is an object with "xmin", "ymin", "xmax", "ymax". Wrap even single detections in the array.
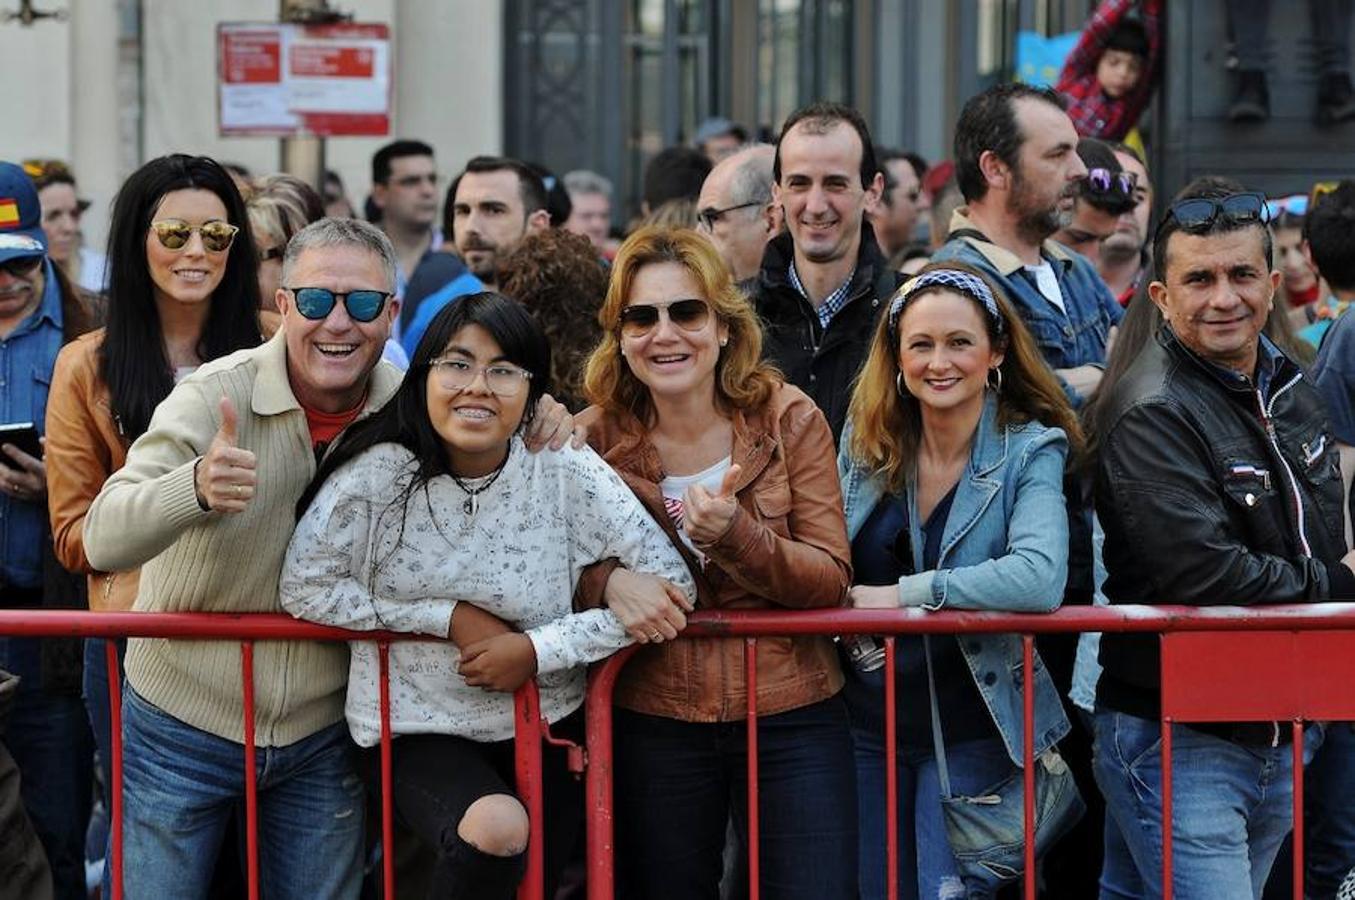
[
  {"xmin": 845, "ymin": 260, "xmax": 1083, "ymax": 493},
  {"xmin": 583, "ymin": 225, "xmax": 781, "ymax": 421}
]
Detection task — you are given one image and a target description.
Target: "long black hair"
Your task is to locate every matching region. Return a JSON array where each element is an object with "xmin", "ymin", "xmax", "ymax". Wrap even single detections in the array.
[
  {"xmin": 296, "ymin": 291, "xmax": 551, "ymax": 521},
  {"xmin": 100, "ymin": 154, "xmax": 263, "ymax": 440}
]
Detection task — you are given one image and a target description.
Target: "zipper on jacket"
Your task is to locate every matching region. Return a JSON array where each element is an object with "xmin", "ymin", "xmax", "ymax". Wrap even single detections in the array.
[{"xmin": 1254, "ymin": 383, "xmax": 1312, "ymax": 558}]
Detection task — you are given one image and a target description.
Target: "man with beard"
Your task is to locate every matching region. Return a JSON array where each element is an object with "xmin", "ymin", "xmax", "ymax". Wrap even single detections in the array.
[
  {"xmin": 401, "ymin": 156, "xmax": 549, "ymax": 356},
  {"xmin": 934, "ymin": 83, "xmax": 1123, "ymax": 406},
  {"xmin": 1097, "ymin": 142, "xmax": 1153, "ymax": 306}
]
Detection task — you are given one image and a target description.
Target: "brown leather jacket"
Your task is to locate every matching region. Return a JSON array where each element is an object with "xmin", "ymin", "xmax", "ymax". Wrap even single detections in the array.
[
  {"xmin": 45, "ymin": 315, "xmax": 280, "ymax": 611},
  {"xmin": 578, "ymin": 382, "xmax": 850, "ymax": 721}
]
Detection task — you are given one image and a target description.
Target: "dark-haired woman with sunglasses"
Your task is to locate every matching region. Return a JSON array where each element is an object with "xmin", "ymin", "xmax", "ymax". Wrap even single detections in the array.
[
  {"xmin": 280, "ymin": 292, "xmax": 694, "ymax": 899},
  {"xmin": 577, "ymin": 226, "xmax": 859, "ymax": 899},
  {"xmin": 44, "ymin": 153, "xmax": 271, "ymax": 888},
  {"xmin": 839, "ymin": 262, "xmax": 1081, "ymax": 898}
]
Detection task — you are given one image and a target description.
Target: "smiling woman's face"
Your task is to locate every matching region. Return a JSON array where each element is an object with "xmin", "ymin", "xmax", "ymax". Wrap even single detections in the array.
[
  {"xmin": 145, "ymin": 189, "xmax": 231, "ymax": 309},
  {"xmin": 426, "ymin": 323, "xmax": 531, "ymax": 476},
  {"xmin": 896, "ymin": 289, "xmax": 1002, "ymax": 415}
]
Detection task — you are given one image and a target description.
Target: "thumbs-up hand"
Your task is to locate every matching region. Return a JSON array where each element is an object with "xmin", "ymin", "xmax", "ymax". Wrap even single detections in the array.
[
  {"xmin": 682, "ymin": 463, "xmax": 742, "ymax": 546},
  {"xmin": 193, "ymin": 397, "xmax": 258, "ymax": 513}
]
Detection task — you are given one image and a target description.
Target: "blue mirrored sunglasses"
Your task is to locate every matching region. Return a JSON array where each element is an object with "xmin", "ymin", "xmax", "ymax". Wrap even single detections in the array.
[{"xmin": 287, "ymin": 287, "xmax": 392, "ymax": 323}]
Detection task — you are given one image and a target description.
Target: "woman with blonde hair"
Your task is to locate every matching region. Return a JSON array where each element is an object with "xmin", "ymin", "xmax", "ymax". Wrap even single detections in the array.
[
  {"xmin": 579, "ymin": 226, "xmax": 859, "ymax": 898},
  {"xmin": 840, "ymin": 261, "xmax": 1081, "ymax": 898},
  {"xmin": 244, "ymin": 173, "xmax": 324, "ymax": 310}
]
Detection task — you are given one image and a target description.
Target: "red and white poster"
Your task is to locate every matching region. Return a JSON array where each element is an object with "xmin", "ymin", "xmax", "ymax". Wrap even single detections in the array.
[{"xmin": 218, "ymin": 22, "xmax": 391, "ymax": 137}]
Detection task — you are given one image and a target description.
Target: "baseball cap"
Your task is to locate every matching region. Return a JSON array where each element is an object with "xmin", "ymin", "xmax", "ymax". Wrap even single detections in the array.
[{"xmin": 0, "ymin": 162, "xmax": 48, "ymax": 264}]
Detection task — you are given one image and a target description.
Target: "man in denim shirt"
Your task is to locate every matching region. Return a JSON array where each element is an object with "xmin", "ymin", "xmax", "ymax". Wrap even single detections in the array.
[
  {"xmin": 933, "ymin": 83, "xmax": 1123, "ymax": 408},
  {"xmin": 0, "ymin": 160, "xmax": 94, "ymax": 900}
]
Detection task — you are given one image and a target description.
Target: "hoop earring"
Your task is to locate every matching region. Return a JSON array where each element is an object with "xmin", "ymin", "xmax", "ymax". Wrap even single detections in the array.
[
  {"xmin": 895, "ymin": 372, "xmax": 908, "ymax": 397},
  {"xmin": 987, "ymin": 367, "xmax": 1003, "ymax": 393}
]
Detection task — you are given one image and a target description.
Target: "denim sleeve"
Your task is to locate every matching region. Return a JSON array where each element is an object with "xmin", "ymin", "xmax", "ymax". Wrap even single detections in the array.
[
  {"xmin": 901, "ymin": 430, "xmax": 1070, "ymax": 612},
  {"xmin": 1311, "ymin": 316, "xmax": 1355, "ymax": 445}
]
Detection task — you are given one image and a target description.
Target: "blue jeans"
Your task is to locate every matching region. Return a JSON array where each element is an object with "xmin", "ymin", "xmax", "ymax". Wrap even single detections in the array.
[
  {"xmin": 1093, "ymin": 709, "xmax": 1298, "ymax": 900},
  {"xmin": 0, "ymin": 636, "xmax": 93, "ymax": 900},
  {"xmin": 108, "ymin": 686, "xmax": 364, "ymax": 900},
  {"xmin": 853, "ymin": 725, "xmax": 1013, "ymax": 900},
  {"xmin": 1305, "ymin": 721, "xmax": 1355, "ymax": 896},
  {"xmin": 613, "ymin": 696, "xmax": 858, "ymax": 900}
]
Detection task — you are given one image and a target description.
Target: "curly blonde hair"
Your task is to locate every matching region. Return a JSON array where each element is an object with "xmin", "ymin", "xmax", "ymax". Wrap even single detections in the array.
[
  {"xmin": 583, "ymin": 226, "xmax": 780, "ymax": 420},
  {"xmin": 845, "ymin": 260, "xmax": 1083, "ymax": 492}
]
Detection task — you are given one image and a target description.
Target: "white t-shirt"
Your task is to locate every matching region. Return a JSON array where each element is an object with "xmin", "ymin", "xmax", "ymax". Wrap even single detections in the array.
[
  {"xmin": 1024, "ymin": 260, "xmax": 1066, "ymax": 315},
  {"xmin": 660, "ymin": 455, "xmax": 733, "ymax": 556}
]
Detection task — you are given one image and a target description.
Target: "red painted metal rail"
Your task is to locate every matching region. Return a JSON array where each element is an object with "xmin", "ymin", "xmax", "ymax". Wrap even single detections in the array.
[
  {"xmin": 6, "ymin": 604, "xmax": 1355, "ymax": 898},
  {"xmin": 584, "ymin": 604, "xmax": 1355, "ymax": 900},
  {"xmin": 0, "ymin": 611, "xmax": 559, "ymax": 900}
]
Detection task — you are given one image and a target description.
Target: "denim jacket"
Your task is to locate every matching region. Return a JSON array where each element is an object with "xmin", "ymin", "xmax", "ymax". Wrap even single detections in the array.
[
  {"xmin": 932, "ymin": 210, "xmax": 1123, "ymax": 407},
  {"xmin": 838, "ymin": 394, "xmax": 1072, "ymax": 765}
]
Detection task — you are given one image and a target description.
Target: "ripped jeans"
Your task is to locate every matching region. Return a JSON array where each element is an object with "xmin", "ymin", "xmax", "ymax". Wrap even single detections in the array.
[{"xmin": 107, "ymin": 686, "xmax": 365, "ymax": 899}]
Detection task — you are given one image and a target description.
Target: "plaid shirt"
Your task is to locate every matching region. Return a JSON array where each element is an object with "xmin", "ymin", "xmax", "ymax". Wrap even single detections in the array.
[
  {"xmin": 789, "ymin": 259, "xmax": 857, "ymax": 329},
  {"xmin": 1056, "ymin": 0, "xmax": 1162, "ymax": 140}
]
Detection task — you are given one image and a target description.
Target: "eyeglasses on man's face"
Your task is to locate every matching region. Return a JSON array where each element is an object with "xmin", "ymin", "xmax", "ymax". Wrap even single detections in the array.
[{"xmin": 285, "ymin": 287, "xmax": 393, "ymax": 323}]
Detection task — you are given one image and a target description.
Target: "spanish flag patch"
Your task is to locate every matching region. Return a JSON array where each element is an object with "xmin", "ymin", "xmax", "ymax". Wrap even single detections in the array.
[{"xmin": 0, "ymin": 199, "xmax": 19, "ymax": 228}]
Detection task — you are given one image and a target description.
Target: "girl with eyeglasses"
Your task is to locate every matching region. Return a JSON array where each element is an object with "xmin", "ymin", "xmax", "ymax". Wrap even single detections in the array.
[
  {"xmin": 577, "ymin": 226, "xmax": 859, "ymax": 899},
  {"xmin": 44, "ymin": 154, "xmax": 269, "ymax": 886},
  {"xmin": 839, "ymin": 262, "xmax": 1082, "ymax": 898},
  {"xmin": 280, "ymin": 292, "xmax": 694, "ymax": 900}
]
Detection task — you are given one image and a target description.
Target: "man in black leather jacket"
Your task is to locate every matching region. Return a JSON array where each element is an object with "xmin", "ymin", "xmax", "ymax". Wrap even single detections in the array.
[{"xmin": 1092, "ymin": 176, "xmax": 1355, "ymax": 897}]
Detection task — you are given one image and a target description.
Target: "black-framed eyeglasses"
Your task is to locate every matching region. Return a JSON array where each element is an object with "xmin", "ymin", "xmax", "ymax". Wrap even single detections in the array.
[
  {"xmin": 286, "ymin": 287, "xmax": 393, "ymax": 323},
  {"xmin": 697, "ymin": 201, "xmax": 761, "ymax": 231},
  {"xmin": 1084, "ymin": 168, "xmax": 1138, "ymax": 199},
  {"xmin": 618, "ymin": 298, "xmax": 712, "ymax": 339},
  {"xmin": 1154, "ymin": 192, "xmax": 1270, "ymax": 242},
  {"xmin": 0, "ymin": 255, "xmax": 43, "ymax": 278},
  {"xmin": 428, "ymin": 357, "xmax": 533, "ymax": 397}
]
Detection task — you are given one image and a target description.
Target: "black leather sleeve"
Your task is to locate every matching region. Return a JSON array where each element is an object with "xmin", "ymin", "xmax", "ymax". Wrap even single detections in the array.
[{"xmin": 1097, "ymin": 399, "xmax": 1329, "ymax": 605}]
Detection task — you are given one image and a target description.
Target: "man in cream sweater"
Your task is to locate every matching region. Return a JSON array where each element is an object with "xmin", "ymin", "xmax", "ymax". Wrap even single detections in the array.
[{"xmin": 82, "ymin": 217, "xmax": 575, "ymax": 898}]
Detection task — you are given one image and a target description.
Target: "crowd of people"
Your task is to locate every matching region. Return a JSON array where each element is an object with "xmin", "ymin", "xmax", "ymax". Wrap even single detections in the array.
[{"xmin": 5, "ymin": 12, "xmax": 1355, "ymax": 898}]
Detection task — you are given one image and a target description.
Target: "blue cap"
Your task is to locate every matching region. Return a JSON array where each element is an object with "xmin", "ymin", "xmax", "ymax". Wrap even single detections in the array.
[{"xmin": 0, "ymin": 162, "xmax": 47, "ymax": 264}]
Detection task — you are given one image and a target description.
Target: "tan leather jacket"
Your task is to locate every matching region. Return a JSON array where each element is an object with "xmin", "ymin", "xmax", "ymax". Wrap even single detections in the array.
[
  {"xmin": 45, "ymin": 315, "xmax": 280, "ymax": 611},
  {"xmin": 578, "ymin": 382, "xmax": 850, "ymax": 721}
]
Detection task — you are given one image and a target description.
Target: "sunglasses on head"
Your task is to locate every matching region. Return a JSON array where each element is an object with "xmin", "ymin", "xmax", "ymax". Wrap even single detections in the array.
[
  {"xmin": 618, "ymin": 298, "xmax": 712, "ymax": 338},
  {"xmin": 0, "ymin": 255, "xmax": 42, "ymax": 278},
  {"xmin": 149, "ymin": 219, "xmax": 240, "ymax": 253},
  {"xmin": 1084, "ymin": 168, "xmax": 1138, "ymax": 199},
  {"xmin": 287, "ymin": 287, "xmax": 393, "ymax": 323},
  {"xmin": 1156, "ymin": 192, "xmax": 1270, "ymax": 241},
  {"xmin": 1267, "ymin": 194, "xmax": 1309, "ymax": 221}
]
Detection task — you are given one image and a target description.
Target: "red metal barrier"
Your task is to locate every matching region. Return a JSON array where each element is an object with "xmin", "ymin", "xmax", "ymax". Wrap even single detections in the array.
[
  {"xmin": 8, "ymin": 604, "xmax": 1355, "ymax": 898},
  {"xmin": 0, "ymin": 611, "xmax": 572, "ymax": 900},
  {"xmin": 583, "ymin": 603, "xmax": 1355, "ymax": 900}
]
